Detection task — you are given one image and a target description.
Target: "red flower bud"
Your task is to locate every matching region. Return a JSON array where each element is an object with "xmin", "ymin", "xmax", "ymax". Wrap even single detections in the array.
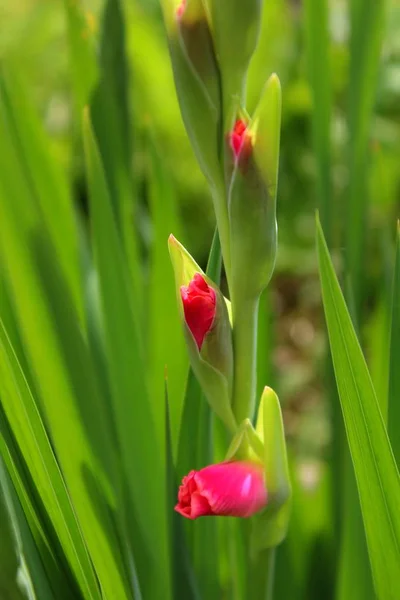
[
  {"xmin": 175, "ymin": 461, "xmax": 267, "ymax": 519},
  {"xmin": 176, "ymin": 0, "xmax": 186, "ymax": 19},
  {"xmin": 180, "ymin": 273, "xmax": 216, "ymax": 350},
  {"xmin": 229, "ymin": 118, "xmax": 253, "ymax": 163}
]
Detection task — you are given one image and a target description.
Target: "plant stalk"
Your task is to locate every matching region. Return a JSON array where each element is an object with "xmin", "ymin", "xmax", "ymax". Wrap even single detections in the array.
[
  {"xmin": 232, "ymin": 294, "xmax": 260, "ymax": 424},
  {"xmin": 211, "ymin": 184, "xmax": 232, "ymax": 290},
  {"xmin": 251, "ymin": 547, "xmax": 276, "ymax": 600}
]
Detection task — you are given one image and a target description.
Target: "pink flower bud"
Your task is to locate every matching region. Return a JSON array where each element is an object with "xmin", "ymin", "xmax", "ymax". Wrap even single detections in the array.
[
  {"xmin": 180, "ymin": 273, "xmax": 216, "ymax": 350},
  {"xmin": 175, "ymin": 461, "xmax": 267, "ymax": 519},
  {"xmin": 176, "ymin": 0, "xmax": 186, "ymax": 19},
  {"xmin": 229, "ymin": 118, "xmax": 253, "ymax": 163}
]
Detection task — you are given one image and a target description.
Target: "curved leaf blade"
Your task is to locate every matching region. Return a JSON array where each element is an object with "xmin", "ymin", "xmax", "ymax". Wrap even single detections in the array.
[{"xmin": 316, "ymin": 216, "xmax": 400, "ymax": 600}]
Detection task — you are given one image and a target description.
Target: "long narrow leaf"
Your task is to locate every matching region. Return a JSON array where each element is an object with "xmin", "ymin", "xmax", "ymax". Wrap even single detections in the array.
[
  {"xmin": 0, "ymin": 458, "xmax": 48, "ymax": 600},
  {"xmin": 346, "ymin": 0, "xmax": 385, "ymax": 305},
  {"xmin": 0, "ymin": 166, "xmax": 130, "ymax": 600},
  {"xmin": 304, "ymin": 0, "xmax": 332, "ymax": 242},
  {"xmin": 0, "ymin": 320, "xmax": 101, "ymax": 600},
  {"xmin": 388, "ymin": 223, "xmax": 400, "ymax": 465},
  {"xmin": 316, "ymin": 216, "xmax": 400, "ymax": 599},
  {"xmin": 147, "ymin": 135, "xmax": 187, "ymax": 449},
  {"xmin": 90, "ymin": 0, "xmax": 142, "ymax": 313},
  {"xmin": 0, "ymin": 68, "xmax": 82, "ymax": 320},
  {"xmin": 83, "ymin": 110, "xmax": 171, "ymax": 600}
]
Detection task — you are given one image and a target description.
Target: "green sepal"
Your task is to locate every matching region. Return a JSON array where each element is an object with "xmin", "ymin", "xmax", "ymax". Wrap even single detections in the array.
[
  {"xmin": 177, "ymin": 0, "xmax": 221, "ymax": 118},
  {"xmin": 225, "ymin": 418, "xmax": 264, "ymax": 463},
  {"xmin": 228, "ymin": 74, "xmax": 281, "ymax": 301},
  {"xmin": 162, "ymin": 1, "xmax": 222, "ymax": 188},
  {"xmin": 168, "ymin": 234, "xmax": 236, "ymax": 433},
  {"xmin": 252, "ymin": 74, "xmax": 281, "ymax": 204},
  {"xmin": 251, "ymin": 387, "xmax": 291, "ymax": 552},
  {"xmin": 210, "ymin": 0, "xmax": 263, "ymax": 120}
]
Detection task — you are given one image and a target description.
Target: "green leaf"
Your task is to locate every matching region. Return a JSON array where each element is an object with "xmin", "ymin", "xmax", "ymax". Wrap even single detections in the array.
[
  {"xmin": 316, "ymin": 216, "xmax": 400, "ymax": 599},
  {"xmin": 0, "ymin": 67, "xmax": 83, "ymax": 320},
  {"xmin": 256, "ymin": 289, "xmax": 274, "ymax": 400},
  {"xmin": 165, "ymin": 381, "xmax": 200, "ymax": 600},
  {"xmin": 388, "ymin": 222, "xmax": 400, "ymax": 466},
  {"xmin": 304, "ymin": 0, "xmax": 332, "ymax": 243},
  {"xmin": 345, "ymin": 0, "xmax": 385, "ymax": 305},
  {"xmin": 147, "ymin": 134, "xmax": 187, "ymax": 450},
  {"xmin": 336, "ymin": 455, "xmax": 374, "ymax": 600},
  {"xmin": 0, "ymin": 151, "xmax": 130, "ymax": 599},
  {"xmin": 0, "ymin": 457, "xmax": 48, "ymax": 600},
  {"xmin": 83, "ymin": 110, "xmax": 171, "ymax": 600},
  {"xmin": 90, "ymin": 0, "xmax": 142, "ymax": 313},
  {"xmin": 63, "ymin": 0, "xmax": 98, "ymax": 113},
  {"xmin": 0, "ymin": 320, "xmax": 101, "ymax": 600}
]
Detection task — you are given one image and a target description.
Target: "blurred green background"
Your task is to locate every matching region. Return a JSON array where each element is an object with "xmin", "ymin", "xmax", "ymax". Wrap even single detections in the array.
[{"xmin": 1, "ymin": 0, "xmax": 400, "ymax": 597}]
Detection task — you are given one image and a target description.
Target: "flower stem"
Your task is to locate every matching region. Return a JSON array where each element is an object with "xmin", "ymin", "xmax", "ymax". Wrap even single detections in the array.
[
  {"xmin": 251, "ymin": 548, "xmax": 276, "ymax": 600},
  {"xmin": 211, "ymin": 184, "xmax": 232, "ymax": 290},
  {"xmin": 232, "ymin": 294, "xmax": 259, "ymax": 424}
]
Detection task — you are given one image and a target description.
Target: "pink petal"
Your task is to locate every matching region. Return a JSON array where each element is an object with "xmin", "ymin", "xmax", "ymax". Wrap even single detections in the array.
[
  {"xmin": 180, "ymin": 273, "xmax": 216, "ymax": 350},
  {"xmin": 194, "ymin": 461, "xmax": 267, "ymax": 518},
  {"xmin": 189, "ymin": 492, "xmax": 213, "ymax": 518}
]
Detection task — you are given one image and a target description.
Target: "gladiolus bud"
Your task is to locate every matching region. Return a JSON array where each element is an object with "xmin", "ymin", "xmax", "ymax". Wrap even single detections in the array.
[
  {"xmin": 169, "ymin": 235, "xmax": 236, "ymax": 432},
  {"xmin": 162, "ymin": 0, "xmax": 222, "ymax": 187},
  {"xmin": 175, "ymin": 461, "xmax": 267, "ymax": 519},
  {"xmin": 228, "ymin": 74, "xmax": 282, "ymax": 300},
  {"xmin": 229, "ymin": 118, "xmax": 253, "ymax": 170},
  {"xmin": 251, "ymin": 387, "xmax": 292, "ymax": 551},
  {"xmin": 230, "ymin": 119, "xmax": 251, "ymax": 158},
  {"xmin": 181, "ymin": 273, "xmax": 216, "ymax": 350},
  {"xmin": 176, "ymin": 0, "xmax": 186, "ymax": 18},
  {"xmin": 211, "ymin": 0, "xmax": 262, "ymax": 120}
]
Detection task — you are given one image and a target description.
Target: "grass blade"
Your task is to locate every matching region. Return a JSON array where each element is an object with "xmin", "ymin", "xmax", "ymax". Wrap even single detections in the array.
[
  {"xmin": 0, "ymin": 412, "xmax": 68, "ymax": 600},
  {"xmin": 0, "ymin": 162, "xmax": 130, "ymax": 600},
  {"xmin": 0, "ymin": 457, "xmax": 48, "ymax": 600},
  {"xmin": 316, "ymin": 216, "xmax": 400, "ymax": 599},
  {"xmin": 165, "ymin": 380, "xmax": 200, "ymax": 600},
  {"xmin": 346, "ymin": 0, "xmax": 385, "ymax": 305},
  {"xmin": 83, "ymin": 110, "xmax": 171, "ymax": 599},
  {"xmin": 147, "ymin": 134, "xmax": 187, "ymax": 448},
  {"xmin": 388, "ymin": 223, "xmax": 400, "ymax": 465},
  {"xmin": 0, "ymin": 67, "xmax": 83, "ymax": 320},
  {"xmin": 0, "ymin": 320, "xmax": 101, "ymax": 600},
  {"xmin": 304, "ymin": 0, "xmax": 332, "ymax": 242},
  {"xmin": 63, "ymin": 0, "xmax": 98, "ymax": 113},
  {"xmin": 90, "ymin": 0, "xmax": 142, "ymax": 312}
]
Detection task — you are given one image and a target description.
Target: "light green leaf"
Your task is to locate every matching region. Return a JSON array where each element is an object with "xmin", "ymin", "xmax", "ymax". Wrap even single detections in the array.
[
  {"xmin": 0, "ymin": 457, "xmax": 48, "ymax": 600},
  {"xmin": 146, "ymin": 134, "xmax": 187, "ymax": 450},
  {"xmin": 346, "ymin": 0, "xmax": 385, "ymax": 305},
  {"xmin": 388, "ymin": 223, "xmax": 400, "ymax": 466},
  {"xmin": 0, "ymin": 320, "xmax": 101, "ymax": 600},
  {"xmin": 0, "ymin": 157, "xmax": 130, "ymax": 600},
  {"xmin": 63, "ymin": 0, "xmax": 98, "ymax": 113},
  {"xmin": 317, "ymin": 216, "xmax": 400, "ymax": 599},
  {"xmin": 90, "ymin": 0, "xmax": 142, "ymax": 314},
  {"xmin": 0, "ymin": 68, "xmax": 82, "ymax": 320},
  {"xmin": 304, "ymin": 0, "xmax": 332, "ymax": 242},
  {"xmin": 83, "ymin": 110, "xmax": 171, "ymax": 600}
]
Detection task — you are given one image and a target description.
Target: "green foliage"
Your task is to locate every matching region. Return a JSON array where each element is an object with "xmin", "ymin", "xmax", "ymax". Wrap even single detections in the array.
[
  {"xmin": 317, "ymin": 217, "xmax": 400, "ymax": 600},
  {"xmin": 1, "ymin": 0, "xmax": 400, "ymax": 599}
]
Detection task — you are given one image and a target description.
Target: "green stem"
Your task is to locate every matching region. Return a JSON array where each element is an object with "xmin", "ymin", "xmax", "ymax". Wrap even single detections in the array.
[
  {"xmin": 232, "ymin": 294, "xmax": 260, "ymax": 424},
  {"xmin": 249, "ymin": 547, "xmax": 276, "ymax": 600},
  {"xmin": 211, "ymin": 184, "xmax": 232, "ymax": 290}
]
